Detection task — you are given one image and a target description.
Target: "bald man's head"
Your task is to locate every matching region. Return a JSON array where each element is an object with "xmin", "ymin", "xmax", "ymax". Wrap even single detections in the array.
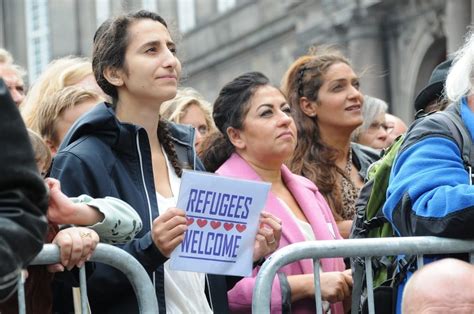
[
  {"xmin": 402, "ymin": 259, "xmax": 474, "ymax": 314},
  {"xmin": 385, "ymin": 113, "xmax": 407, "ymax": 146}
]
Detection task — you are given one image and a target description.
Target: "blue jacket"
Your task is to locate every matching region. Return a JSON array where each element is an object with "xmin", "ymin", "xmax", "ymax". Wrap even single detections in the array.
[
  {"xmin": 382, "ymin": 98, "xmax": 474, "ymax": 312},
  {"xmin": 383, "ymin": 98, "xmax": 474, "ymax": 238},
  {"xmin": 51, "ymin": 102, "xmax": 231, "ymax": 313}
]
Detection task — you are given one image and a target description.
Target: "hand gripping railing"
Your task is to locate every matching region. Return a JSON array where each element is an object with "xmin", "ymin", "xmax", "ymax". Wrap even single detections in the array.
[
  {"xmin": 252, "ymin": 236, "xmax": 474, "ymax": 314},
  {"xmin": 17, "ymin": 243, "xmax": 158, "ymax": 314}
]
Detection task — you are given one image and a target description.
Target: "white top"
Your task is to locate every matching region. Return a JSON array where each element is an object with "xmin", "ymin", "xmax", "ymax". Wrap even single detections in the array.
[
  {"xmin": 277, "ymin": 197, "xmax": 316, "ymax": 241},
  {"xmin": 277, "ymin": 197, "xmax": 331, "ymax": 313},
  {"xmin": 156, "ymin": 150, "xmax": 212, "ymax": 314}
]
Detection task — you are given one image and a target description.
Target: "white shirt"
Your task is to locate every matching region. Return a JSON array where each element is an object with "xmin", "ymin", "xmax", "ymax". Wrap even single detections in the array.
[
  {"xmin": 156, "ymin": 150, "xmax": 212, "ymax": 314},
  {"xmin": 277, "ymin": 197, "xmax": 331, "ymax": 313},
  {"xmin": 277, "ymin": 197, "xmax": 316, "ymax": 241}
]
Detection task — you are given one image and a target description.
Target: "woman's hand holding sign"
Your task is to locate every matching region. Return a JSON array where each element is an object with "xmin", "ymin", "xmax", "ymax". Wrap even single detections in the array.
[
  {"xmin": 252, "ymin": 211, "xmax": 282, "ymax": 262},
  {"xmin": 152, "ymin": 207, "xmax": 188, "ymax": 257}
]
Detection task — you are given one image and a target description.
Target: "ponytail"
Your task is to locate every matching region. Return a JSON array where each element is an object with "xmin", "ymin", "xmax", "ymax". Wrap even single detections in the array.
[{"xmin": 198, "ymin": 131, "xmax": 235, "ymax": 172}]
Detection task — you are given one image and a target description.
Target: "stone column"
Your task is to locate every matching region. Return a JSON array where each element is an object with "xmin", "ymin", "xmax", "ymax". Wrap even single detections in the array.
[
  {"xmin": 49, "ymin": 0, "xmax": 79, "ymax": 58},
  {"xmin": 76, "ymin": 0, "xmax": 98, "ymax": 57},
  {"xmin": 445, "ymin": 0, "xmax": 471, "ymax": 53},
  {"xmin": 0, "ymin": 4, "xmax": 4, "ymax": 48},
  {"xmin": 195, "ymin": 0, "xmax": 216, "ymax": 25},
  {"xmin": 2, "ymin": 0, "xmax": 28, "ymax": 67},
  {"xmin": 347, "ymin": 17, "xmax": 387, "ymax": 101},
  {"xmin": 472, "ymin": 0, "xmax": 474, "ymax": 24}
]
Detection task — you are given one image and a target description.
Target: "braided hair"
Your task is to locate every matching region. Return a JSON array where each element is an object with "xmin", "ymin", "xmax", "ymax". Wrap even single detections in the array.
[{"xmin": 158, "ymin": 119, "xmax": 183, "ymax": 177}]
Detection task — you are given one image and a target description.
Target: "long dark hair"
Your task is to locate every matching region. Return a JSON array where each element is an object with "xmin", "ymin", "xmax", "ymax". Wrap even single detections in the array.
[
  {"xmin": 199, "ymin": 72, "xmax": 270, "ymax": 172},
  {"xmin": 93, "ymin": 10, "xmax": 182, "ymax": 176},
  {"xmin": 281, "ymin": 48, "xmax": 352, "ymax": 219}
]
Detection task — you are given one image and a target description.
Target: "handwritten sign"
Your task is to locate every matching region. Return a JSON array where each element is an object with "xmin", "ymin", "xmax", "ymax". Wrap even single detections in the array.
[{"xmin": 169, "ymin": 170, "xmax": 270, "ymax": 276}]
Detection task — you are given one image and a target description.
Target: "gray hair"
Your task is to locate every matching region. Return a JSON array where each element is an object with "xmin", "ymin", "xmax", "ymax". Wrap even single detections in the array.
[
  {"xmin": 352, "ymin": 95, "xmax": 388, "ymax": 142},
  {"xmin": 445, "ymin": 31, "xmax": 474, "ymax": 103}
]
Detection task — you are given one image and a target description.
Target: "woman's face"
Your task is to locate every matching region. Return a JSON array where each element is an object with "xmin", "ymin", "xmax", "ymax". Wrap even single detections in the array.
[
  {"xmin": 116, "ymin": 19, "xmax": 182, "ymax": 105},
  {"xmin": 180, "ymin": 103, "xmax": 209, "ymax": 150},
  {"xmin": 53, "ymin": 98, "xmax": 99, "ymax": 153},
  {"xmin": 357, "ymin": 112, "xmax": 388, "ymax": 149},
  {"xmin": 314, "ymin": 62, "xmax": 363, "ymax": 132},
  {"xmin": 231, "ymin": 85, "xmax": 297, "ymax": 166}
]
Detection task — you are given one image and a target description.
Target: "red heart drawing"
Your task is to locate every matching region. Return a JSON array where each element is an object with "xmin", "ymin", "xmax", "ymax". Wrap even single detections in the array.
[
  {"xmin": 197, "ymin": 219, "xmax": 208, "ymax": 228},
  {"xmin": 223, "ymin": 223, "xmax": 234, "ymax": 231},
  {"xmin": 236, "ymin": 224, "xmax": 246, "ymax": 233},
  {"xmin": 210, "ymin": 221, "xmax": 221, "ymax": 229},
  {"xmin": 186, "ymin": 218, "xmax": 194, "ymax": 226}
]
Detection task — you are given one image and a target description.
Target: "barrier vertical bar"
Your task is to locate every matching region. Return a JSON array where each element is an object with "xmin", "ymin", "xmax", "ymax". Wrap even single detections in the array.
[
  {"xmin": 313, "ymin": 259, "xmax": 323, "ymax": 314},
  {"xmin": 365, "ymin": 256, "xmax": 375, "ymax": 314},
  {"xmin": 17, "ymin": 272, "xmax": 25, "ymax": 314},
  {"xmin": 416, "ymin": 254, "xmax": 424, "ymax": 269},
  {"xmin": 79, "ymin": 267, "xmax": 88, "ymax": 313}
]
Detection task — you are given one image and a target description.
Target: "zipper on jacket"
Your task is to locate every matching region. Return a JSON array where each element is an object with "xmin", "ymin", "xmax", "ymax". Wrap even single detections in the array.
[
  {"xmin": 191, "ymin": 127, "xmax": 197, "ymax": 170},
  {"xmin": 205, "ymin": 275, "xmax": 214, "ymax": 312},
  {"xmin": 136, "ymin": 132, "xmax": 156, "ymax": 289}
]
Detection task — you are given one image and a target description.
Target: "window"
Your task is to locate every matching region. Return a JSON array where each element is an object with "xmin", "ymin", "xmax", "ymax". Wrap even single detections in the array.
[
  {"xmin": 177, "ymin": 0, "xmax": 196, "ymax": 32},
  {"xmin": 217, "ymin": 0, "xmax": 236, "ymax": 13},
  {"xmin": 25, "ymin": 0, "xmax": 50, "ymax": 82}
]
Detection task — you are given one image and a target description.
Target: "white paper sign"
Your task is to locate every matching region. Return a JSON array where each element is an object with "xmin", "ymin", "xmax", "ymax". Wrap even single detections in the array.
[{"xmin": 169, "ymin": 170, "xmax": 270, "ymax": 276}]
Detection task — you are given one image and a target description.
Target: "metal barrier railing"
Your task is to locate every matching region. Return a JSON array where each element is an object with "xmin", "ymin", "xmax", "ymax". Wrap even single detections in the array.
[
  {"xmin": 252, "ymin": 236, "xmax": 474, "ymax": 314},
  {"xmin": 17, "ymin": 243, "xmax": 158, "ymax": 314}
]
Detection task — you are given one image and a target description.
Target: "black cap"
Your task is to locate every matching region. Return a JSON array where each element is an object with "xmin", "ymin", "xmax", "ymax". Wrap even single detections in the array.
[{"xmin": 414, "ymin": 59, "xmax": 452, "ymax": 112}]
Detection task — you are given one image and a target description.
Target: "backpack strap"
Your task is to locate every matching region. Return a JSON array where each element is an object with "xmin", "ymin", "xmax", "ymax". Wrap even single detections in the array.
[
  {"xmin": 351, "ymin": 260, "xmax": 365, "ymax": 314},
  {"xmin": 437, "ymin": 111, "xmax": 474, "ymax": 184}
]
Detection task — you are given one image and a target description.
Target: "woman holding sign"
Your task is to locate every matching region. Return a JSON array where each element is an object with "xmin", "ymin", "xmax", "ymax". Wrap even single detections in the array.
[
  {"xmin": 50, "ymin": 10, "xmax": 281, "ymax": 313},
  {"xmin": 200, "ymin": 72, "xmax": 351, "ymax": 313}
]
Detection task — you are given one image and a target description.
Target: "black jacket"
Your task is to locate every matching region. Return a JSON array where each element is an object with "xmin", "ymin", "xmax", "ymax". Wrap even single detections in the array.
[
  {"xmin": 352, "ymin": 142, "xmax": 381, "ymax": 180},
  {"xmin": 51, "ymin": 102, "xmax": 232, "ymax": 313},
  {"xmin": 0, "ymin": 79, "xmax": 48, "ymax": 301}
]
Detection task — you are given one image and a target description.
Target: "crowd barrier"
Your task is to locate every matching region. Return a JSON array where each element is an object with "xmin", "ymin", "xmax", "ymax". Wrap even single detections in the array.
[
  {"xmin": 16, "ymin": 243, "xmax": 158, "ymax": 314},
  {"xmin": 252, "ymin": 236, "xmax": 474, "ymax": 314}
]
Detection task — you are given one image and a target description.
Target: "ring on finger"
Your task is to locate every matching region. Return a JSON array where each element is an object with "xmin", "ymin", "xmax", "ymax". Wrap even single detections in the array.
[
  {"xmin": 80, "ymin": 231, "xmax": 92, "ymax": 239},
  {"xmin": 267, "ymin": 238, "xmax": 276, "ymax": 245}
]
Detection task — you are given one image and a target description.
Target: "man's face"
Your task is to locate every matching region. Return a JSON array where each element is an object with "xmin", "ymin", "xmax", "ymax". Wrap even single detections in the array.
[{"xmin": 0, "ymin": 65, "xmax": 25, "ymax": 107}]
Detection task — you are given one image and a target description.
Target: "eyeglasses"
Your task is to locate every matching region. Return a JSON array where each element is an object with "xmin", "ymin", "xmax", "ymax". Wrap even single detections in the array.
[
  {"xmin": 193, "ymin": 125, "xmax": 209, "ymax": 136},
  {"xmin": 368, "ymin": 122, "xmax": 389, "ymax": 133}
]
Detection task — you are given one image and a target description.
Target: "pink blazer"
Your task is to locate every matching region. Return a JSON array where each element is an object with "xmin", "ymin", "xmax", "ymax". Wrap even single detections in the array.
[{"xmin": 217, "ymin": 153, "xmax": 346, "ymax": 314}]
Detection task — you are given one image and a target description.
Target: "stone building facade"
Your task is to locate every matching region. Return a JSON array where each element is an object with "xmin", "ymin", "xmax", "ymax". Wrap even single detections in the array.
[
  {"xmin": 179, "ymin": 0, "xmax": 473, "ymax": 122},
  {"xmin": 0, "ymin": 0, "xmax": 472, "ymax": 122}
]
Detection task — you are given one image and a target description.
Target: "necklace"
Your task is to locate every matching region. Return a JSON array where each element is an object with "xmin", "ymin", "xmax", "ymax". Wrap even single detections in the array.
[{"xmin": 340, "ymin": 148, "xmax": 359, "ymax": 220}]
